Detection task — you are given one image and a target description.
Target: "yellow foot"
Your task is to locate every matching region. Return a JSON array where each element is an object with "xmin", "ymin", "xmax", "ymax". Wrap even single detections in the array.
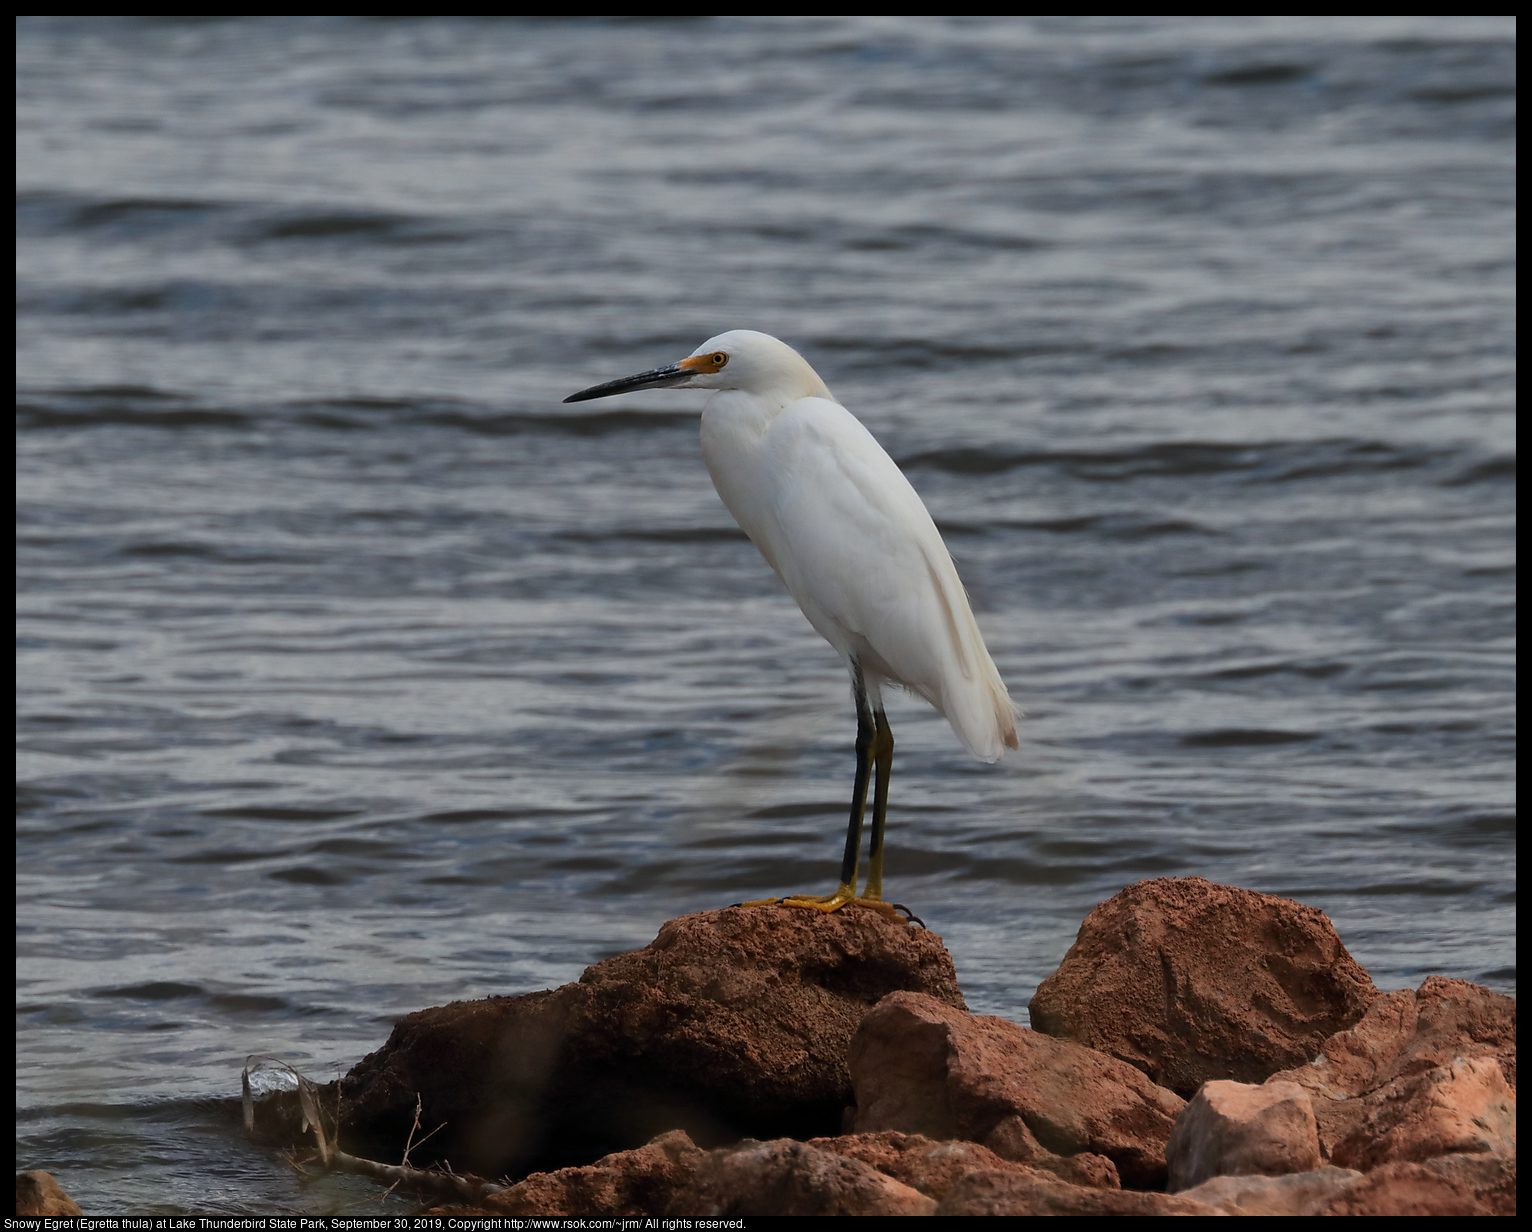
[
  {"xmin": 736, "ymin": 890, "xmax": 906, "ymax": 921},
  {"xmin": 784, "ymin": 894, "xmax": 905, "ymax": 921}
]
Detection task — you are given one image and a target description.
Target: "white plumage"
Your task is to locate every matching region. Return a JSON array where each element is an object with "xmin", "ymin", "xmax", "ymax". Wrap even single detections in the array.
[
  {"xmin": 566, "ymin": 329, "xmax": 1016, "ymax": 913},
  {"xmin": 694, "ymin": 332, "xmax": 1017, "ymax": 761}
]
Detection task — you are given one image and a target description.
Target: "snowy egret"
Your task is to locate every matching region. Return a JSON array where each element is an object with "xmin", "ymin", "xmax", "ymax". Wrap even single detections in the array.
[{"xmin": 565, "ymin": 330, "xmax": 1018, "ymax": 916}]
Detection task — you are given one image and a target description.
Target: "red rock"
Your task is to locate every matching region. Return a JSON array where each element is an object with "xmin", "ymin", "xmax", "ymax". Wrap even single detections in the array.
[
  {"xmin": 1177, "ymin": 1166, "xmax": 1363, "ymax": 1215},
  {"xmin": 1029, "ymin": 877, "xmax": 1378, "ymax": 1097},
  {"xmin": 15, "ymin": 1171, "xmax": 82, "ymax": 1216},
  {"xmin": 810, "ymin": 1130, "xmax": 1043, "ymax": 1201},
  {"xmin": 1331, "ymin": 1057, "xmax": 1515, "ymax": 1171},
  {"xmin": 336, "ymin": 905, "xmax": 964, "ymax": 1177},
  {"xmin": 1396, "ymin": 975, "xmax": 1516, "ymax": 1090},
  {"xmin": 1311, "ymin": 1159, "xmax": 1492, "ymax": 1215},
  {"xmin": 676, "ymin": 1138, "xmax": 936, "ymax": 1216},
  {"xmin": 475, "ymin": 1129, "xmax": 704, "ymax": 1216},
  {"xmin": 849, "ymin": 990, "xmax": 1184, "ymax": 1188},
  {"xmin": 1282, "ymin": 987, "xmax": 1419, "ymax": 1102},
  {"xmin": 1166, "ymin": 1080, "xmax": 1320, "ymax": 1191},
  {"xmin": 932, "ymin": 1168, "xmax": 1223, "ymax": 1215},
  {"xmin": 1146, "ymin": 1151, "xmax": 1513, "ymax": 1219},
  {"xmin": 984, "ymin": 1114, "xmax": 1121, "ymax": 1188},
  {"xmin": 1414, "ymin": 1152, "xmax": 1516, "ymax": 1216},
  {"xmin": 451, "ymin": 1131, "xmax": 1046, "ymax": 1217},
  {"xmin": 1270, "ymin": 975, "xmax": 1518, "ymax": 1163},
  {"xmin": 1283, "ymin": 977, "xmax": 1516, "ymax": 1101}
]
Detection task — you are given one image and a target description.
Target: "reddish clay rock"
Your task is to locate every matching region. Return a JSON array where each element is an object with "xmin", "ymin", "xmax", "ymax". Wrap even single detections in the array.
[
  {"xmin": 808, "ymin": 1130, "xmax": 1053, "ymax": 1201},
  {"xmin": 1166, "ymin": 1080, "xmax": 1320, "ymax": 1191},
  {"xmin": 1277, "ymin": 987, "xmax": 1418, "ymax": 1105},
  {"xmin": 1331, "ymin": 1056, "xmax": 1515, "ymax": 1172},
  {"xmin": 335, "ymin": 986, "xmax": 571, "ymax": 1175},
  {"xmin": 1279, "ymin": 977, "xmax": 1515, "ymax": 1103},
  {"xmin": 932, "ymin": 1169, "xmax": 1223, "ymax": 1216},
  {"xmin": 338, "ymin": 905, "xmax": 963, "ymax": 1177},
  {"xmin": 1414, "ymin": 1152, "xmax": 1516, "ymax": 1216},
  {"xmin": 1269, "ymin": 975, "xmax": 1518, "ymax": 1163},
  {"xmin": 1178, "ymin": 1166, "xmax": 1362, "ymax": 1215},
  {"xmin": 474, "ymin": 1129, "xmax": 705, "ymax": 1217},
  {"xmin": 1029, "ymin": 877, "xmax": 1378, "ymax": 1097},
  {"xmin": 849, "ymin": 990, "xmax": 1184, "ymax": 1189},
  {"xmin": 1407, "ymin": 975, "xmax": 1517, "ymax": 1090},
  {"xmin": 984, "ymin": 1114, "xmax": 1121, "ymax": 1188},
  {"xmin": 809, "ymin": 1131, "xmax": 1011, "ymax": 1201},
  {"xmin": 1181, "ymin": 1158, "xmax": 1515, "ymax": 1217},
  {"xmin": 1311, "ymin": 1159, "xmax": 1493, "ymax": 1216},
  {"xmin": 15, "ymin": 1171, "xmax": 82, "ymax": 1217},
  {"xmin": 677, "ymin": 1138, "xmax": 936, "ymax": 1216}
]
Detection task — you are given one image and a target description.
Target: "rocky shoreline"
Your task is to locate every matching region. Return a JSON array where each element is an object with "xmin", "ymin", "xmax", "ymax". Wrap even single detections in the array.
[
  {"xmin": 23, "ymin": 876, "xmax": 1514, "ymax": 1216},
  {"xmin": 286, "ymin": 876, "xmax": 1519, "ymax": 1215}
]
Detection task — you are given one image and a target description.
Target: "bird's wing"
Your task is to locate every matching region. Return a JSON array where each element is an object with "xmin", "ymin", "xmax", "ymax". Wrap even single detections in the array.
[{"xmin": 750, "ymin": 398, "xmax": 1017, "ymax": 759}]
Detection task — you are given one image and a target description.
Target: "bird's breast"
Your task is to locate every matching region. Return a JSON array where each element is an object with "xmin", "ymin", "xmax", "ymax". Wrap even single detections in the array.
[{"xmin": 699, "ymin": 393, "xmax": 783, "ymax": 551}]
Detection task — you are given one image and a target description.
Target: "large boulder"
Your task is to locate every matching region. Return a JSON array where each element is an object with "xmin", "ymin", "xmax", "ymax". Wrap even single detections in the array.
[
  {"xmin": 1029, "ymin": 877, "xmax": 1379, "ymax": 1096},
  {"xmin": 337, "ymin": 905, "xmax": 964, "ymax": 1176},
  {"xmin": 848, "ymin": 990, "xmax": 1185, "ymax": 1188}
]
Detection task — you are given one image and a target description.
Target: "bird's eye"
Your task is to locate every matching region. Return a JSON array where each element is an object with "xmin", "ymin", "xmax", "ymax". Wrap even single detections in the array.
[{"xmin": 712, "ymin": 353, "xmax": 728, "ymax": 367}]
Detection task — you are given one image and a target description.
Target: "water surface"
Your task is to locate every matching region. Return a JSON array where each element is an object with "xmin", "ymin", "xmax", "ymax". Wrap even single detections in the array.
[{"xmin": 16, "ymin": 15, "xmax": 1516, "ymax": 1214}]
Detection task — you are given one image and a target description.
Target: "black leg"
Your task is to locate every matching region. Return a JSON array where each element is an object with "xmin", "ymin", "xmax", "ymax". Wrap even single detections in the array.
[
  {"xmin": 865, "ymin": 707, "xmax": 893, "ymax": 901},
  {"xmin": 837, "ymin": 664, "xmax": 876, "ymax": 894}
]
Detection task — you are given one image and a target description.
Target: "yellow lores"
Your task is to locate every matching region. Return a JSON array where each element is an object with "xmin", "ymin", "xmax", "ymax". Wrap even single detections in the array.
[{"xmin": 566, "ymin": 330, "xmax": 1018, "ymax": 917}]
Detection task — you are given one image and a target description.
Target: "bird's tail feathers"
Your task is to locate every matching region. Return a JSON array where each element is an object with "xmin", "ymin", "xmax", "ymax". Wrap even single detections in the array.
[
  {"xmin": 943, "ymin": 666, "xmax": 1019, "ymax": 763},
  {"xmin": 917, "ymin": 547, "xmax": 1019, "ymax": 762}
]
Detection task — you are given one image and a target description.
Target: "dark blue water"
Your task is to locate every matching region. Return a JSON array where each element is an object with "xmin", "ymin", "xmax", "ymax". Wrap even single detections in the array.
[{"xmin": 16, "ymin": 16, "xmax": 1515, "ymax": 1215}]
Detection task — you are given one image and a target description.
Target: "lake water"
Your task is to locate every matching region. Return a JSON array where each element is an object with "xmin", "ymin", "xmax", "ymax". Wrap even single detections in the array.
[{"xmin": 16, "ymin": 16, "xmax": 1516, "ymax": 1215}]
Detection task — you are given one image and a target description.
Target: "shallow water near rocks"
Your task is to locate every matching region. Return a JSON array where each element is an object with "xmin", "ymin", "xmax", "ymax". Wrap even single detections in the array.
[{"xmin": 16, "ymin": 16, "xmax": 1515, "ymax": 1215}]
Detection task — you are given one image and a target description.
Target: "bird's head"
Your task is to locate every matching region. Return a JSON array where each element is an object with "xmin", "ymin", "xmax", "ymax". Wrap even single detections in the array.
[{"xmin": 564, "ymin": 330, "xmax": 833, "ymax": 407}]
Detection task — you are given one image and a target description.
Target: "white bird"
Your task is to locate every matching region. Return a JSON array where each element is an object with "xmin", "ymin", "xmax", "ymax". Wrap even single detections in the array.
[{"xmin": 565, "ymin": 330, "xmax": 1017, "ymax": 917}]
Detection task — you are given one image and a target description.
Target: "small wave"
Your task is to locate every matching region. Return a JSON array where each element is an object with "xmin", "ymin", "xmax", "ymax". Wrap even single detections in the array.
[
  {"xmin": 16, "ymin": 387, "xmax": 697, "ymax": 436},
  {"xmin": 92, "ymin": 982, "xmax": 204, "ymax": 1001},
  {"xmin": 17, "ymin": 386, "xmax": 252, "ymax": 429},
  {"xmin": 245, "ymin": 208, "xmax": 471, "ymax": 247},
  {"xmin": 902, "ymin": 441, "xmax": 1259, "ymax": 478},
  {"xmin": 1443, "ymin": 454, "xmax": 1515, "ymax": 486},
  {"xmin": 16, "ymin": 190, "xmax": 226, "ymax": 237},
  {"xmin": 207, "ymin": 993, "xmax": 288, "ymax": 1013},
  {"xmin": 1203, "ymin": 660, "xmax": 1348, "ymax": 681},
  {"xmin": 1348, "ymin": 879, "xmax": 1482, "ymax": 898},
  {"xmin": 556, "ymin": 527, "xmax": 749, "ymax": 545},
  {"xmin": 1202, "ymin": 63, "xmax": 1312, "ymax": 87},
  {"xmin": 1180, "ymin": 728, "xmax": 1319, "ymax": 748},
  {"xmin": 267, "ymin": 866, "xmax": 348, "ymax": 886},
  {"xmin": 289, "ymin": 399, "xmax": 695, "ymax": 436},
  {"xmin": 420, "ymin": 408, "xmax": 697, "ymax": 437},
  {"xmin": 817, "ymin": 336, "xmax": 1080, "ymax": 370},
  {"xmin": 901, "ymin": 437, "xmax": 1465, "ymax": 484},
  {"xmin": 1001, "ymin": 513, "xmax": 1215, "ymax": 541},
  {"xmin": 200, "ymin": 805, "xmax": 363, "ymax": 822}
]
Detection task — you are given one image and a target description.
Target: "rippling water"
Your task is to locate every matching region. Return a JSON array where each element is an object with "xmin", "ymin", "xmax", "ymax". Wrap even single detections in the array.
[{"xmin": 17, "ymin": 16, "xmax": 1516, "ymax": 1214}]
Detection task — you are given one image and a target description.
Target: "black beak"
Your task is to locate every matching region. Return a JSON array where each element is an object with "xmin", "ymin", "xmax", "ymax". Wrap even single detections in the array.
[{"xmin": 563, "ymin": 363, "xmax": 692, "ymax": 403}]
